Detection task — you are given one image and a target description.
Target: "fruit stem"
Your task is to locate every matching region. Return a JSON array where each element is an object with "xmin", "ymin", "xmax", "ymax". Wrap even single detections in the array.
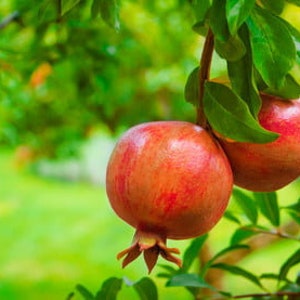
[{"xmin": 196, "ymin": 28, "xmax": 214, "ymax": 128}]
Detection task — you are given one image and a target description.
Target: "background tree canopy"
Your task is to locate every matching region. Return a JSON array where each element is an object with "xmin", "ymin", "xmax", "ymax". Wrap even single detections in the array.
[
  {"xmin": 0, "ymin": 0, "xmax": 204, "ymax": 158},
  {"xmin": 1, "ymin": 1, "xmax": 299, "ymax": 158}
]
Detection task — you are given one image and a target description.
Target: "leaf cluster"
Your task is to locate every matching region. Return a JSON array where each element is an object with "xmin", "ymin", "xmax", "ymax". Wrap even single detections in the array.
[
  {"xmin": 70, "ymin": 190, "xmax": 300, "ymax": 299},
  {"xmin": 69, "ymin": 277, "xmax": 158, "ymax": 300},
  {"xmin": 186, "ymin": 0, "xmax": 300, "ymax": 143}
]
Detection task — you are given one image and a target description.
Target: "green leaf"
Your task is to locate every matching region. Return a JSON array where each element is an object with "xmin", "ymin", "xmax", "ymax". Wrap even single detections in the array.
[
  {"xmin": 286, "ymin": 0, "xmax": 300, "ymax": 6},
  {"xmin": 284, "ymin": 199, "xmax": 300, "ymax": 224},
  {"xmin": 182, "ymin": 235, "xmax": 208, "ymax": 272},
  {"xmin": 224, "ymin": 211, "xmax": 241, "ymax": 224},
  {"xmin": 133, "ymin": 277, "xmax": 158, "ymax": 300},
  {"xmin": 95, "ymin": 277, "xmax": 123, "ymax": 300},
  {"xmin": 215, "ymin": 34, "xmax": 246, "ymax": 62},
  {"xmin": 166, "ymin": 273, "xmax": 213, "ymax": 289},
  {"xmin": 76, "ymin": 284, "xmax": 94, "ymax": 300},
  {"xmin": 190, "ymin": 0, "xmax": 210, "ymax": 36},
  {"xmin": 233, "ymin": 189, "xmax": 258, "ymax": 224},
  {"xmin": 201, "ymin": 244, "xmax": 249, "ymax": 276},
  {"xmin": 93, "ymin": 0, "xmax": 120, "ymax": 30},
  {"xmin": 190, "ymin": 0, "xmax": 210, "ymax": 23},
  {"xmin": 279, "ymin": 249, "xmax": 300, "ymax": 282},
  {"xmin": 61, "ymin": 0, "xmax": 81, "ymax": 16},
  {"xmin": 210, "ymin": 0, "xmax": 230, "ymax": 41},
  {"xmin": 264, "ymin": 73, "xmax": 300, "ymax": 99},
  {"xmin": 227, "ymin": 25, "xmax": 261, "ymax": 117},
  {"xmin": 260, "ymin": 273, "xmax": 282, "ymax": 281},
  {"xmin": 246, "ymin": 6, "xmax": 296, "ymax": 89},
  {"xmin": 203, "ymin": 81, "xmax": 279, "ymax": 143},
  {"xmin": 288, "ymin": 211, "xmax": 300, "ymax": 224},
  {"xmin": 230, "ymin": 227, "xmax": 258, "ymax": 245},
  {"xmin": 184, "ymin": 67, "xmax": 199, "ymax": 107},
  {"xmin": 253, "ymin": 192, "xmax": 280, "ymax": 227},
  {"xmin": 157, "ymin": 264, "xmax": 177, "ymax": 276},
  {"xmin": 226, "ymin": 0, "xmax": 256, "ymax": 35},
  {"xmin": 280, "ymin": 19, "xmax": 300, "ymax": 64},
  {"xmin": 260, "ymin": 0, "xmax": 285, "ymax": 15},
  {"xmin": 211, "ymin": 263, "xmax": 264, "ymax": 288}
]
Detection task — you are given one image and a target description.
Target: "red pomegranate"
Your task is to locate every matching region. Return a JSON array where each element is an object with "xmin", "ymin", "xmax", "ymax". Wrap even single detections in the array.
[
  {"xmin": 106, "ymin": 121, "xmax": 233, "ymax": 272},
  {"xmin": 220, "ymin": 94, "xmax": 300, "ymax": 192}
]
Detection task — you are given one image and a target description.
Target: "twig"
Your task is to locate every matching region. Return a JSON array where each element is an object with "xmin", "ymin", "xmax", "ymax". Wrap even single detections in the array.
[
  {"xmin": 232, "ymin": 291, "xmax": 300, "ymax": 299},
  {"xmin": 242, "ymin": 226, "xmax": 300, "ymax": 242},
  {"xmin": 196, "ymin": 28, "xmax": 214, "ymax": 128},
  {"xmin": 0, "ymin": 11, "xmax": 20, "ymax": 30}
]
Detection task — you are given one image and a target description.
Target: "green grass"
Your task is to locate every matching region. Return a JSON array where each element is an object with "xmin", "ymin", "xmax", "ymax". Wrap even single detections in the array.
[
  {"xmin": 0, "ymin": 149, "xmax": 299, "ymax": 299},
  {"xmin": 0, "ymin": 149, "xmax": 191, "ymax": 300}
]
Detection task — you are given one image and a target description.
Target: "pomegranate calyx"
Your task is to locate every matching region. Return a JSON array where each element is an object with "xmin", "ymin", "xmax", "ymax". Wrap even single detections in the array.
[{"xmin": 117, "ymin": 230, "xmax": 182, "ymax": 273}]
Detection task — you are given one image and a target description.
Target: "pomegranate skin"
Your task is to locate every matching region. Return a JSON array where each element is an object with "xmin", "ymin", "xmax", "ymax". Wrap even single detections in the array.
[
  {"xmin": 220, "ymin": 94, "xmax": 300, "ymax": 192},
  {"xmin": 106, "ymin": 121, "xmax": 233, "ymax": 240}
]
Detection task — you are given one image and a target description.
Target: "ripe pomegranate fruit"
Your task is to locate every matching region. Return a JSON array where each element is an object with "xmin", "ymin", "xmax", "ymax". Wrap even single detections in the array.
[
  {"xmin": 220, "ymin": 94, "xmax": 300, "ymax": 192},
  {"xmin": 106, "ymin": 121, "xmax": 233, "ymax": 272}
]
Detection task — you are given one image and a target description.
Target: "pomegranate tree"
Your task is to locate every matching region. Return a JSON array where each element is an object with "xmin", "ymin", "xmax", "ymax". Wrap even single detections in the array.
[
  {"xmin": 220, "ymin": 94, "xmax": 300, "ymax": 192},
  {"xmin": 106, "ymin": 121, "xmax": 233, "ymax": 272}
]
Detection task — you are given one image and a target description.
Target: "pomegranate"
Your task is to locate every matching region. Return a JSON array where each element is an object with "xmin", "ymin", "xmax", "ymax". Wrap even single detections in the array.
[
  {"xmin": 106, "ymin": 121, "xmax": 233, "ymax": 272},
  {"xmin": 220, "ymin": 94, "xmax": 300, "ymax": 192}
]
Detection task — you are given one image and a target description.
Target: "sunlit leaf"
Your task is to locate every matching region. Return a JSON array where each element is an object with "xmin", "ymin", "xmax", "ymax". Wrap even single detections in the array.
[
  {"xmin": 253, "ymin": 192, "xmax": 280, "ymax": 227},
  {"xmin": 246, "ymin": 6, "xmax": 296, "ymax": 89},
  {"xmin": 226, "ymin": 0, "xmax": 256, "ymax": 35},
  {"xmin": 203, "ymin": 81, "xmax": 278, "ymax": 143}
]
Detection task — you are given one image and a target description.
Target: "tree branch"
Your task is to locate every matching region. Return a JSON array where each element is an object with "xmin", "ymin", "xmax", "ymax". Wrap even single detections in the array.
[
  {"xmin": 196, "ymin": 28, "xmax": 214, "ymax": 128},
  {"xmin": 243, "ymin": 226, "xmax": 300, "ymax": 242},
  {"xmin": 232, "ymin": 291, "xmax": 300, "ymax": 299}
]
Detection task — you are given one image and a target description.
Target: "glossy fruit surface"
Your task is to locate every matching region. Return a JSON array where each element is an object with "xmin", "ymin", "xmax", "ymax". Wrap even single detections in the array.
[
  {"xmin": 220, "ymin": 94, "xmax": 300, "ymax": 192},
  {"xmin": 106, "ymin": 121, "xmax": 233, "ymax": 272}
]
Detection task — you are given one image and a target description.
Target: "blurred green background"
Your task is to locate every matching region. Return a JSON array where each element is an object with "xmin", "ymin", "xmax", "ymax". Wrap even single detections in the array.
[{"xmin": 0, "ymin": 1, "xmax": 299, "ymax": 299}]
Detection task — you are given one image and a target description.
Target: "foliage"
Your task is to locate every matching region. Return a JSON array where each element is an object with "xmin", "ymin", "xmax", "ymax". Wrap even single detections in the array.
[
  {"xmin": 69, "ymin": 188, "xmax": 300, "ymax": 300},
  {"xmin": 0, "ymin": 0, "xmax": 196, "ymax": 157},
  {"xmin": 0, "ymin": 0, "xmax": 300, "ymax": 299}
]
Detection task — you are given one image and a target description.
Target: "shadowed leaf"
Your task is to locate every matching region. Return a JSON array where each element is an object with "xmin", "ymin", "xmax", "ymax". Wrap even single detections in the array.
[
  {"xmin": 133, "ymin": 277, "xmax": 158, "ymax": 300},
  {"xmin": 95, "ymin": 277, "xmax": 123, "ymax": 300}
]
